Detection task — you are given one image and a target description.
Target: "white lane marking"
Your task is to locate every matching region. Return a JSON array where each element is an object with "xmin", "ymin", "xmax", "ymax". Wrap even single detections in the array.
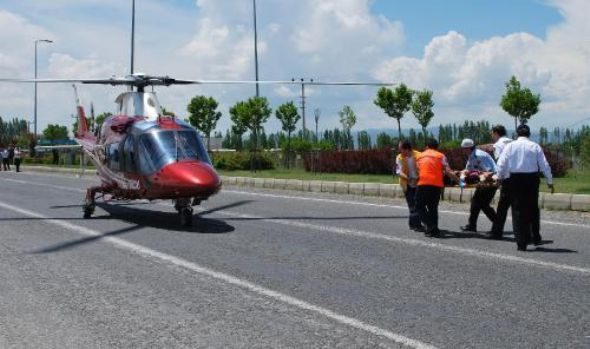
[
  {"xmin": 223, "ymin": 189, "xmax": 590, "ymax": 229},
  {"xmin": 3, "ymin": 173, "xmax": 588, "ymax": 229},
  {"xmin": 3, "ymin": 176, "xmax": 590, "ymax": 274},
  {"xmin": 0, "ymin": 200, "xmax": 436, "ymax": 349},
  {"xmin": 199, "ymin": 208, "xmax": 590, "ymax": 275}
]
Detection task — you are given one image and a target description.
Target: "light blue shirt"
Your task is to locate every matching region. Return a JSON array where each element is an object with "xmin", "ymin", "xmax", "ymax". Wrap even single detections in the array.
[{"xmin": 465, "ymin": 149, "xmax": 497, "ymax": 173}]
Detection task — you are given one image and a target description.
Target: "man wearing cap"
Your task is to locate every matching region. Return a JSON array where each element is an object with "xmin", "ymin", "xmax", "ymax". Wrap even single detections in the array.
[
  {"xmin": 416, "ymin": 138, "xmax": 460, "ymax": 237},
  {"xmin": 497, "ymin": 124, "xmax": 554, "ymax": 251},
  {"xmin": 459, "ymin": 138, "xmax": 498, "ymax": 233}
]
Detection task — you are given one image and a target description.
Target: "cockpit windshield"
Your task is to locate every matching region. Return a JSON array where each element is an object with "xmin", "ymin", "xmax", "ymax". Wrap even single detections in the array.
[{"xmin": 137, "ymin": 130, "xmax": 211, "ymax": 174}]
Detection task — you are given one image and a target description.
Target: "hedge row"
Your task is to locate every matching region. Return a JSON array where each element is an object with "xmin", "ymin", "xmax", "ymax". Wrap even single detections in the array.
[
  {"xmin": 303, "ymin": 149, "xmax": 394, "ymax": 174},
  {"xmin": 212, "ymin": 151, "xmax": 275, "ymax": 171},
  {"xmin": 302, "ymin": 145, "xmax": 571, "ymax": 177}
]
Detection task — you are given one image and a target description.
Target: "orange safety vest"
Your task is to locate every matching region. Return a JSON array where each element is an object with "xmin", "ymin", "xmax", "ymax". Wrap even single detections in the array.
[{"xmin": 417, "ymin": 149, "xmax": 445, "ymax": 187}]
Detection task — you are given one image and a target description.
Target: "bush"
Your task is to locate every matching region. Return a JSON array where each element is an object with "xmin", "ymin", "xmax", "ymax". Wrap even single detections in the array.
[
  {"xmin": 542, "ymin": 146, "xmax": 571, "ymax": 178},
  {"xmin": 303, "ymin": 148, "xmax": 395, "ymax": 174},
  {"xmin": 212, "ymin": 151, "xmax": 275, "ymax": 171}
]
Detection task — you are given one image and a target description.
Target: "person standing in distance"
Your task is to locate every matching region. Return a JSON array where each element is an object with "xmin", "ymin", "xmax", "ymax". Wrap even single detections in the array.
[
  {"xmin": 459, "ymin": 138, "xmax": 498, "ymax": 233},
  {"xmin": 496, "ymin": 124, "xmax": 554, "ymax": 251},
  {"xmin": 415, "ymin": 138, "xmax": 460, "ymax": 237},
  {"xmin": 396, "ymin": 140, "xmax": 422, "ymax": 231},
  {"xmin": 13, "ymin": 146, "xmax": 22, "ymax": 172}
]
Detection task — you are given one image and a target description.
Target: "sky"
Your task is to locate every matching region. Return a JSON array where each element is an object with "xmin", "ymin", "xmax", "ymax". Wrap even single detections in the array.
[{"xmin": 0, "ymin": 0, "xmax": 589, "ymax": 136}]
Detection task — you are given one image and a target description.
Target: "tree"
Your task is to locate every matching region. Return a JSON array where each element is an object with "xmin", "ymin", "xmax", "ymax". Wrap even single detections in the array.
[
  {"xmin": 275, "ymin": 101, "xmax": 300, "ymax": 168},
  {"xmin": 411, "ymin": 89, "xmax": 435, "ymax": 144},
  {"xmin": 229, "ymin": 97, "xmax": 272, "ymax": 170},
  {"xmin": 376, "ymin": 132, "xmax": 395, "ymax": 149},
  {"xmin": 187, "ymin": 95, "xmax": 222, "ymax": 150},
  {"xmin": 357, "ymin": 131, "xmax": 372, "ymax": 150},
  {"xmin": 500, "ymin": 76, "xmax": 541, "ymax": 132},
  {"xmin": 339, "ymin": 105, "xmax": 356, "ymax": 150},
  {"xmin": 374, "ymin": 83, "xmax": 413, "ymax": 140},
  {"xmin": 42, "ymin": 124, "xmax": 68, "ymax": 143},
  {"xmin": 581, "ymin": 134, "xmax": 590, "ymax": 168}
]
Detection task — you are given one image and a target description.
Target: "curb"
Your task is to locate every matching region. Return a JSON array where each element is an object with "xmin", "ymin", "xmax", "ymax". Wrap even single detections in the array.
[
  {"xmin": 17, "ymin": 166, "xmax": 589, "ymax": 212},
  {"xmin": 220, "ymin": 176, "xmax": 589, "ymax": 212}
]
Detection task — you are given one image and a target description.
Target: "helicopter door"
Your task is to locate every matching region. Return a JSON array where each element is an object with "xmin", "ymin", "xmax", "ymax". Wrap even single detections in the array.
[
  {"xmin": 121, "ymin": 135, "xmax": 137, "ymax": 173},
  {"xmin": 106, "ymin": 143, "xmax": 121, "ymax": 172}
]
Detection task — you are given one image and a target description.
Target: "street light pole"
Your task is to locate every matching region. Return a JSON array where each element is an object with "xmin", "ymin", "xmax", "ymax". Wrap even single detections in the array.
[
  {"xmin": 252, "ymin": 0, "xmax": 259, "ymax": 97},
  {"xmin": 34, "ymin": 39, "xmax": 53, "ymax": 138}
]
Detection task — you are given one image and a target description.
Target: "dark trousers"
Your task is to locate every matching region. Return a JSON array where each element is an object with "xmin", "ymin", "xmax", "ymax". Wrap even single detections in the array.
[
  {"xmin": 491, "ymin": 179, "xmax": 514, "ymax": 237},
  {"xmin": 492, "ymin": 178, "xmax": 542, "ymax": 242},
  {"xmin": 468, "ymin": 186, "xmax": 497, "ymax": 229},
  {"xmin": 14, "ymin": 158, "xmax": 21, "ymax": 172},
  {"xmin": 509, "ymin": 173, "xmax": 540, "ymax": 248},
  {"xmin": 416, "ymin": 185, "xmax": 442, "ymax": 234},
  {"xmin": 2, "ymin": 158, "xmax": 9, "ymax": 170},
  {"xmin": 404, "ymin": 186, "xmax": 421, "ymax": 228}
]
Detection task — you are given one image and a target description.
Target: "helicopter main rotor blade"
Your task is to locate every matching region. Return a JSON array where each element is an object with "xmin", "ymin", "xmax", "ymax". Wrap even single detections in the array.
[
  {"xmin": 0, "ymin": 78, "xmax": 134, "ymax": 85},
  {"xmin": 176, "ymin": 79, "xmax": 395, "ymax": 86},
  {"xmin": 0, "ymin": 76, "xmax": 395, "ymax": 87}
]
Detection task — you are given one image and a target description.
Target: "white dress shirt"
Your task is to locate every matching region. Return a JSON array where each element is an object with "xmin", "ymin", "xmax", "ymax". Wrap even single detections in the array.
[
  {"xmin": 493, "ymin": 136, "xmax": 512, "ymax": 160},
  {"xmin": 496, "ymin": 137, "xmax": 553, "ymax": 184}
]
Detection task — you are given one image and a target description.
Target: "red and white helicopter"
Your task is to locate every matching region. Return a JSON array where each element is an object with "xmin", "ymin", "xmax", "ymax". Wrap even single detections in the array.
[{"xmin": 0, "ymin": 2, "xmax": 394, "ymax": 227}]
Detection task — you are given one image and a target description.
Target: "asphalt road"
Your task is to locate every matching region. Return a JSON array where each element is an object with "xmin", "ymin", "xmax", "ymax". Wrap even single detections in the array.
[{"xmin": 0, "ymin": 171, "xmax": 588, "ymax": 348}]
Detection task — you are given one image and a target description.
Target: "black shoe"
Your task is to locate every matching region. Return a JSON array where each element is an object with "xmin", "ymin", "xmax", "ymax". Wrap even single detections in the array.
[
  {"xmin": 411, "ymin": 225, "xmax": 426, "ymax": 232},
  {"xmin": 426, "ymin": 229, "xmax": 441, "ymax": 238},
  {"xmin": 533, "ymin": 239, "xmax": 553, "ymax": 246},
  {"xmin": 485, "ymin": 233, "xmax": 503, "ymax": 240},
  {"xmin": 460, "ymin": 225, "xmax": 477, "ymax": 232},
  {"xmin": 517, "ymin": 244, "xmax": 527, "ymax": 251}
]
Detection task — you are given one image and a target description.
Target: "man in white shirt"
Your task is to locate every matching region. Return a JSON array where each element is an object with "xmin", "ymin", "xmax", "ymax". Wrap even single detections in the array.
[
  {"xmin": 496, "ymin": 124, "xmax": 554, "ymax": 251},
  {"xmin": 489, "ymin": 125, "xmax": 514, "ymax": 240},
  {"xmin": 1, "ymin": 148, "xmax": 9, "ymax": 171}
]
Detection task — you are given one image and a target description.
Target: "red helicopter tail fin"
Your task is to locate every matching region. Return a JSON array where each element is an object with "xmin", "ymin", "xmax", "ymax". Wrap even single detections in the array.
[{"xmin": 72, "ymin": 84, "xmax": 90, "ymax": 138}]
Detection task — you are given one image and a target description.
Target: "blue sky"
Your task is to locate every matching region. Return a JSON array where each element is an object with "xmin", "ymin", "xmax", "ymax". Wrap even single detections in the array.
[
  {"xmin": 0, "ymin": 0, "xmax": 588, "ymax": 134},
  {"xmin": 373, "ymin": 0, "xmax": 561, "ymax": 56}
]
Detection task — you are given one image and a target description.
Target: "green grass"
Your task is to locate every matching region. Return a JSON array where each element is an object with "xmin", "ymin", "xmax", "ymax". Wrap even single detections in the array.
[
  {"xmin": 218, "ymin": 168, "xmax": 395, "ymax": 184},
  {"xmin": 219, "ymin": 168, "xmax": 590, "ymax": 194},
  {"xmin": 543, "ymin": 170, "xmax": 590, "ymax": 194}
]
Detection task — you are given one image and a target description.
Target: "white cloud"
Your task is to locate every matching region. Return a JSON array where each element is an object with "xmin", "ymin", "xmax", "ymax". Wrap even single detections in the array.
[{"xmin": 373, "ymin": 1, "xmax": 590, "ymax": 129}]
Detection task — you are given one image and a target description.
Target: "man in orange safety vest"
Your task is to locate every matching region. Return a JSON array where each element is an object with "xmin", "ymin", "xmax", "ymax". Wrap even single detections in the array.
[{"xmin": 416, "ymin": 138, "xmax": 460, "ymax": 237}]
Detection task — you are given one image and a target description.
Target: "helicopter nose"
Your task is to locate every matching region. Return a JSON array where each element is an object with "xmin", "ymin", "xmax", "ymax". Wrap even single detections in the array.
[{"xmin": 156, "ymin": 161, "xmax": 221, "ymax": 191}]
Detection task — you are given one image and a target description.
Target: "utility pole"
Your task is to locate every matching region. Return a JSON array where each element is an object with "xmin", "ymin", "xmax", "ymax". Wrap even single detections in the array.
[
  {"xmin": 314, "ymin": 108, "xmax": 320, "ymax": 142},
  {"xmin": 292, "ymin": 78, "xmax": 314, "ymax": 139}
]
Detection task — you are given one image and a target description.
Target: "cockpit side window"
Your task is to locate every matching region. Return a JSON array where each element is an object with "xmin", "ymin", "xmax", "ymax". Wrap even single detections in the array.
[
  {"xmin": 122, "ymin": 135, "xmax": 136, "ymax": 173},
  {"xmin": 107, "ymin": 143, "xmax": 120, "ymax": 171}
]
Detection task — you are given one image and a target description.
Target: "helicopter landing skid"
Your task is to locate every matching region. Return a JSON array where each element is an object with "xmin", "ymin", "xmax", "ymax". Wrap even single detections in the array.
[
  {"xmin": 174, "ymin": 198, "xmax": 193, "ymax": 227},
  {"xmin": 82, "ymin": 185, "xmax": 113, "ymax": 218}
]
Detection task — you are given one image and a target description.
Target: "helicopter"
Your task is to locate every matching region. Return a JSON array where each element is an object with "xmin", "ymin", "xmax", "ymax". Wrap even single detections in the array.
[{"xmin": 0, "ymin": 2, "xmax": 394, "ymax": 227}]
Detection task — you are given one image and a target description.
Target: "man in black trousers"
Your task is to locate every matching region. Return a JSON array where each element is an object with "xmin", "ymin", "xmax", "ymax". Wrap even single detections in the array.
[
  {"xmin": 496, "ymin": 124, "xmax": 554, "ymax": 251},
  {"xmin": 489, "ymin": 125, "xmax": 513, "ymax": 239}
]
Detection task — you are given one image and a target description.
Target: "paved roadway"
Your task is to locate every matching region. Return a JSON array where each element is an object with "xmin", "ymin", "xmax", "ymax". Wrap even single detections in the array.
[{"xmin": 0, "ymin": 171, "xmax": 588, "ymax": 348}]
